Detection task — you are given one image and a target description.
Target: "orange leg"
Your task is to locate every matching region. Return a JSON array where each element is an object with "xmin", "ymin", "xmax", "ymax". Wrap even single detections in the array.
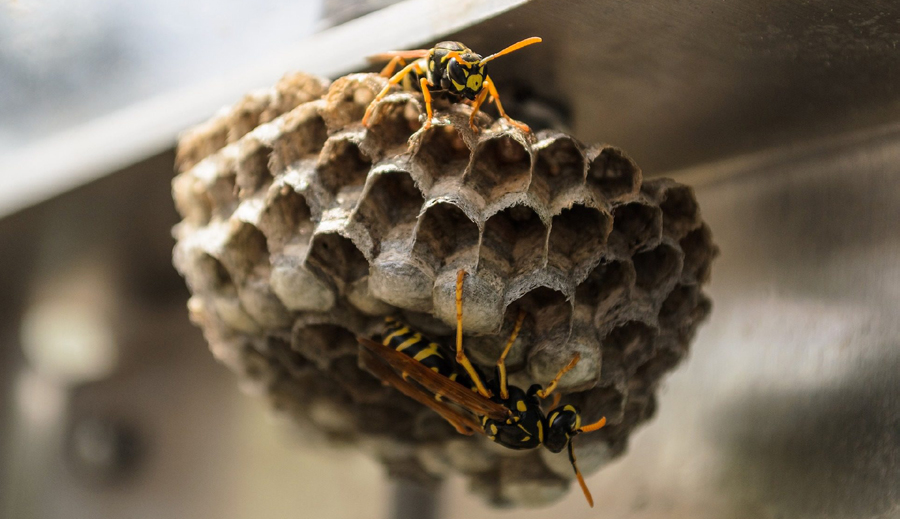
[
  {"xmin": 455, "ymin": 270, "xmax": 492, "ymax": 398},
  {"xmin": 496, "ymin": 310, "xmax": 526, "ymax": 399},
  {"xmin": 468, "ymin": 87, "xmax": 489, "ymax": 132},
  {"xmin": 419, "ymin": 77, "xmax": 435, "ymax": 129},
  {"xmin": 363, "ymin": 60, "xmax": 423, "ymax": 127},
  {"xmin": 379, "ymin": 56, "xmax": 407, "ymax": 78},
  {"xmin": 485, "ymin": 76, "xmax": 531, "ymax": 133},
  {"xmin": 578, "ymin": 416, "xmax": 607, "ymax": 434},
  {"xmin": 536, "ymin": 353, "xmax": 580, "ymax": 399}
]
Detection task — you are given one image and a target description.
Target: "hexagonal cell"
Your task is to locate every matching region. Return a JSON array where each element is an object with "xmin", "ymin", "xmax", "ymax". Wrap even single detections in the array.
[
  {"xmin": 658, "ymin": 284, "xmax": 701, "ymax": 329},
  {"xmin": 220, "ymin": 221, "xmax": 270, "ymax": 281},
  {"xmin": 175, "ymin": 118, "xmax": 229, "ymax": 172},
  {"xmin": 547, "ymin": 204, "xmax": 611, "ymax": 278},
  {"xmin": 467, "ymin": 306, "xmax": 536, "ymax": 370},
  {"xmin": 363, "ymin": 96, "xmax": 423, "ymax": 153},
  {"xmin": 657, "ymin": 183, "xmax": 701, "ymax": 239},
  {"xmin": 316, "ymin": 136, "xmax": 373, "ymax": 195},
  {"xmin": 260, "ymin": 72, "xmax": 330, "ymax": 123},
  {"xmin": 306, "ymin": 232, "xmax": 369, "ymax": 287},
  {"xmin": 633, "ymin": 345, "xmax": 685, "ymax": 387},
  {"xmin": 412, "ymin": 202, "xmax": 480, "ymax": 271},
  {"xmin": 269, "ymin": 104, "xmax": 328, "ymax": 173},
  {"xmin": 609, "ymin": 201, "xmax": 662, "ymax": 254},
  {"xmin": 352, "ymin": 170, "xmax": 425, "ymax": 256},
  {"xmin": 480, "ymin": 205, "xmax": 548, "ymax": 277},
  {"xmin": 258, "ymin": 187, "xmax": 313, "ymax": 251},
  {"xmin": 463, "ymin": 136, "xmax": 532, "ymax": 205},
  {"xmin": 586, "ymin": 146, "xmax": 641, "ymax": 202},
  {"xmin": 228, "ymin": 93, "xmax": 269, "ymax": 144},
  {"xmin": 370, "ymin": 249, "xmax": 435, "ymax": 311},
  {"xmin": 601, "ymin": 321, "xmax": 658, "ymax": 378},
  {"xmin": 411, "ymin": 124, "xmax": 471, "ymax": 180},
  {"xmin": 576, "ymin": 260, "xmax": 636, "ymax": 316},
  {"xmin": 531, "ymin": 137, "xmax": 585, "ymax": 206},
  {"xmin": 432, "ymin": 267, "xmax": 504, "ymax": 334},
  {"xmin": 271, "ymin": 255, "xmax": 336, "ymax": 312},
  {"xmin": 632, "ymin": 242, "xmax": 683, "ymax": 294},
  {"xmin": 320, "ymin": 73, "xmax": 383, "ymax": 130},
  {"xmin": 680, "ymin": 223, "xmax": 717, "ymax": 284},
  {"xmin": 206, "ymin": 166, "xmax": 239, "ymax": 217},
  {"xmin": 292, "ymin": 323, "xmax": 358, "ymax": 370},
  {"xmin": 191, "ymin": 253, "xmax": 234, "ymax": 293},
  {"xmin": 173, "ymin": 173, "xmax": 212, "ymax": 226}
]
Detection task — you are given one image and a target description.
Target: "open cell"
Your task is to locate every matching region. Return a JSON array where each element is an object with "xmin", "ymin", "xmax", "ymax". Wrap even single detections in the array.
[
  {"xmin": 195, "ymin": 253, "xmax": 234, "ymax": 293},
  {"xmin": 235, "ymin": 141, "xmax": 274, "ymax": 195},
  {"xmin": 610, "ymin": 202, "xmax": 662, "ymax": 254},
  {"xmin": 632, "ymin": 243, "xmax": 682, "ymax": 293},
  {"xmin": 464, "ymin": 136, "xmax": 532, "ymax": 204},
  {"xmin": 658, "ymin": 284, "xmax": 701, "ymax": 328},
  {"xmin": 548, "ymin": 204, "xmax": 611, "ymax": 275},
  {"xmin": 259, "ymin": 187, "xmax": 313, "ymax": 250},
  {"xmin": 270, "ymin": 108, "xmax": 328, "ymax": 172},
  {"xmin": 412, "ymin": 202, "xmax": 480, "ymax": 270},
  {"xmin": 576, "ymin": 260, "xmax": 636, "ymax": 310},
  {"xmin": 412, "ymin": 124, "xmax": 471, "ymax": 179},
  {"xmin": 223, "ymin": 222, "xmax": 270, "ymax": 280},
  {"xmin": 365, "ymin": 97, "xmax": 423, "ymax": 152},
  {"xmin": 532, "ymin": 137, "xmax": 585, "ymax": 205},
  {"xmin": 306, "ymin": 232, "xmax": 369, "ymax": 285},
  {"xmin": 481, "ymin": 205, "xmax": 548, "ymax": 277},
  {"xmin": 602, "ymin": 320, "xmax": 658, "ymax": 376},
  {"xmin": 587, "ymin": 147, "xmax": 640, "ymax": 201},
  {"xmin": 659, "ymin": 184, "xmax": 700, "ymax": 239},
  {"xmin": 317, "ymin": 138, "xmax": 373, "ymax": 194},
  {"xmin": 353, "ymin": 171, "xmax": 425, "ymax": 255}
]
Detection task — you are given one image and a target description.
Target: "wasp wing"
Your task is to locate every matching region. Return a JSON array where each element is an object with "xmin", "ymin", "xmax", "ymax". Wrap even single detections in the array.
[
  {"xmin": 359, "ymin": 347, "xmax": 482, "ymax": 435},
  {"xmin": 367, "ymin": 50, "xmax": 430, "ymax": 63},
  {"xmin": 358, "ymin": 337, "xmax": 509, "ymax": 421}
]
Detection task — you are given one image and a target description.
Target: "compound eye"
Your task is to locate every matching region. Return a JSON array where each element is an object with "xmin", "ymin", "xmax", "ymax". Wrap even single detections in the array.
[{"xmin": 447, "ymin": 59, "xmax": 467, "ymax": 85}]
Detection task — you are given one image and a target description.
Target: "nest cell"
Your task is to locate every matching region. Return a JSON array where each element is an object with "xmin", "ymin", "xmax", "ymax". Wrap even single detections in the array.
[
  {"xmin": 292, "ymin": 323, "xmax": 359, "ymax": 370},
  {"xmin": 632, "ymin": 242, "xmax": 683, "ymax": 294},
  {"xmin": 609, "ymin": 201, "xmax": 662, "ymax": 254},
  {"xmin": 306, "ymin": 232, "xmax": 369, "ymax": 287},
  {"xmin": 270, "ymin": 106, "xmax": 328, "ymax": 173},
  {"xmin": 221, "ymin": 221, "xmax": 270, "ymax": 281},
  {"xmin": 680, "ymin": 223, "xmax": 717, "ymax": 285},
  {"xmin": 587, "ymin": 146, "xmax": 641, "ymax": 202},
  {"xmin": 317, "ymin": 137, "xmax": 372, "ymax": 196},
  {"xmin": 352, "ymin": 170, "xmax": 425, "ymax": 256},
  {"xmin": 412, "ymin": 124, "xmax": 472, "ymax": 181},
  {"xmin": 364, "ymin": 96, "xmax": 423, "ymax": 153},
  {"xmin": 531, "ymin": 137, "xmax": 585, "ymax": 206},
  {"xmin": 480, "ymin": 205, "xmax": 547, "ymax": 277},
  {"xmin": 657, "ymin": 183, "xmax": 701, "ymax": 240},
  {"xmin": 412, "ymin": 202, "xmax": 480, "ymax": 272},
  {"xmin": 258, "ymin": 187, "xmax": 313, "ymax": 252},
  {"xmin": 577, "ymin": 260, "xmax": 636, "ymax": 317},
  {"xmin": 464, "ymin": 136, "xmax": 532, "ymax": 205},
  {"xmin": 547, "ymin": 204, "xmax": 611, "ymax": 278},
  {"xmin": 601, "ymin": 320, "xmax": 658, "ymax": 378}
]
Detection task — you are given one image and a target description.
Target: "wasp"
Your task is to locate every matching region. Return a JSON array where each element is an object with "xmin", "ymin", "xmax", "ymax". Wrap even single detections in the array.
[
  {"xmin": 361, "ymin": 37, "xmax": 542, "ymax": 133},
  {"xmin": 358, "ymin": 270, "xmax": 606, "ymax": 507}
]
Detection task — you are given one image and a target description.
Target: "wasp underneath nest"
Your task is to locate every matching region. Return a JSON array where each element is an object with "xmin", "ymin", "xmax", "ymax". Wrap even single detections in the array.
[{"xmin": 172, "ymin": 59, "xmax": 717, "ymax": 507}]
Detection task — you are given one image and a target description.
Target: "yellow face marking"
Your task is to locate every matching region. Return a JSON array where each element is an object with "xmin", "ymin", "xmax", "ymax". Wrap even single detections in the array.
[
  {"xmin": 516, "ymin": 400, "xmax": 527, "ymax": 412},
  {"xmin": 537, "ymin": 420, "xmax": 544, "ymax": 443},
  {"xmin": 450, "ymin": 78, "xmax": 465, "ymax": 92},
  {"xmin": 382, "ymin": 326, "xmax": 410, "ymax": 344},
  {"xmin": 467, "ymin": 74, "xmax": 483, "ymax": 91},
  {"xmin": 396, "ymin": 333, "xmax": 422, "ymax": 352}
]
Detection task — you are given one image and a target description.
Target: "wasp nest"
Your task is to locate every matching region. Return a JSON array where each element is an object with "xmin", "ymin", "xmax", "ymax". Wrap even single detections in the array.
[{"xmin": 172, "ymin": 71, "xmax": 717, "ymax": 507}]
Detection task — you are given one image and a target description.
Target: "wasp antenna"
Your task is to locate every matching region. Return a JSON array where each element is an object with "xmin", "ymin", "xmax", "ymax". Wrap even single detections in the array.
[
  {"xmin": 479, "ymin": 37, "xmax": 542, "ymax": 65},
  {"xmin": 578, "ymin": 416, "xmax": 607, "ymax": 434},
  {"xmin": 568, "ymin": 441, "xmax": 594, "ymax": 507}
]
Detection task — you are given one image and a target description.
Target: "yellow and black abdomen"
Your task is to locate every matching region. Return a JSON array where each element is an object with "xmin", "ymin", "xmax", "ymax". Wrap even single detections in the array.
[{"xmin": 381, "ymin": 318, "xmax": 476, "ymax": 391}]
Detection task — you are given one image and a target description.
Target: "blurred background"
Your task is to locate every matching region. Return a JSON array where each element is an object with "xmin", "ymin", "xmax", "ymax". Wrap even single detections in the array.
[{"xmin": 1, "ymin": 1, "xmax": 899, "ymax": 518}]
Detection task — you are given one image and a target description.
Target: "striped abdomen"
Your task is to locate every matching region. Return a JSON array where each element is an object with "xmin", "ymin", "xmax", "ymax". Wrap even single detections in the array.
[{"xmin": 381, "ymin": 318, "xmax": 475, "ymax": 391}]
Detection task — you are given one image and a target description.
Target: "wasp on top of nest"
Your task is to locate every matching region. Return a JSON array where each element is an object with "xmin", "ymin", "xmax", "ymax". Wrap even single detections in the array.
[{"xmin": 362, "ymin": 37, "xmax": 542, "ymax": 133}]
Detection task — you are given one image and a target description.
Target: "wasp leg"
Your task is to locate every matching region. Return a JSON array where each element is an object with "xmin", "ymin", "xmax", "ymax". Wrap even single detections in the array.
[
  {"xmin": 468, "ymin": 87, "xmax": 490, "ymax": 132},
  {"xmin": 363, "ymin": 60, "xmax": 424, "ymax": 127},
  {"xmin": 536, "ymin": 353, "xmax": 581, "ymax": 399},
  {"xmin": 568, "ymin": 441, "xmax": 595, "ymax": 507},
  {"xmin": 455, "ymin": 270, "xmax": 492, "ymax": 398},
  {"xmin": 497, "ymin": 310, "xmax": 526, "ymax": 399},
  {"xmin": 380, "ymin": 55, "xmax": 407, "ymax": 78},
  {"xmin": 550, "ymin": 391, "xmax": 562, "ymax": 410},
  {"xmin": 578, "ymin": 416, "xmax": 607, "ymax": 434},
  {"xmin": 485, "ymin": 76, "xmax": 531, "ymax": 133},
  {"xmin": 419, "ymin": 77, "xmax": 436, "ymax": 130}
]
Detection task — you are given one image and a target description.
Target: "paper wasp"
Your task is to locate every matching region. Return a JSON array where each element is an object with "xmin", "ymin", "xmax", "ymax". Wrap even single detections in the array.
[
  {"xmin": 361, "ymin": 37, "xmax": 542, "ymax": 133},
  {"xmin": 358, "ymin": 270, "xmax": 606, "ymax": 507}
]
